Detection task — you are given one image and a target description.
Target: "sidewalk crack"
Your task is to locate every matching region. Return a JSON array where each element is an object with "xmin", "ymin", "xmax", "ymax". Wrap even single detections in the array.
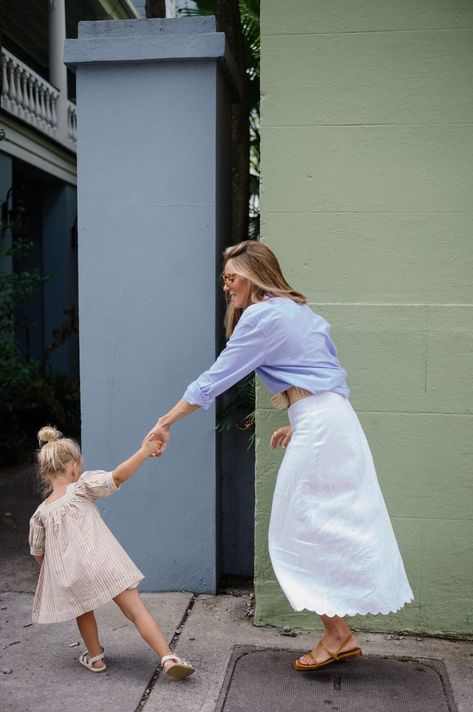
[{"xmin": 135, "ymin": 594, "xmax": 197, "ymax": 711}]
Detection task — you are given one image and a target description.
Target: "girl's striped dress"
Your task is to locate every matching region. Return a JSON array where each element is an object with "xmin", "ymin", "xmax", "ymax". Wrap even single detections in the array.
[{"xmin": 29, "ymin": 470, "xmax": 144, "ymax": 623}]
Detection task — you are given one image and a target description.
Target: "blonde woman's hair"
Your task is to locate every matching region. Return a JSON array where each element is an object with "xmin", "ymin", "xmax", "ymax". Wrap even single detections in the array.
[
  {"xmin": 36, "ymin": 426, "xmax": 82, "ymax": 495},
  {"xmin": 223, "ymin": 241, "xmax": 307, "ymax": 337}
]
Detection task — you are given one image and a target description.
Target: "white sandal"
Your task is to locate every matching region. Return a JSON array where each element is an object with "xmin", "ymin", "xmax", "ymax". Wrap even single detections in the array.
[
  {"xmin": 79, "ymin": 648, "xmax": 107, "ymax": 673},
  {"xmin": 161, "ymin": 654, "xmax": 195, "ymax": 680}
]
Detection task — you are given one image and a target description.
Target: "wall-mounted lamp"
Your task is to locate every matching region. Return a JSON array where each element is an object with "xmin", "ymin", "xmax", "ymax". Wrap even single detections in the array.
[{"xmin": 1, "ymin": 186, "xmax": 30, "ymax": 238}]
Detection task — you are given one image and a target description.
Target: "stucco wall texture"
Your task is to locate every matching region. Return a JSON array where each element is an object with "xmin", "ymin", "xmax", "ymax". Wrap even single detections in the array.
[{"xmin": 255, "ymin": 0, "xmax": 473, "ymax": 635}]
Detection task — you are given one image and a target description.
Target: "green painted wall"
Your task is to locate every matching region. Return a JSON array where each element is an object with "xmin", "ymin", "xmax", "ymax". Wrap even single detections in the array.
[{"xmin": 255, "ymin": 0, "xmax": 473, "ymax": 635}]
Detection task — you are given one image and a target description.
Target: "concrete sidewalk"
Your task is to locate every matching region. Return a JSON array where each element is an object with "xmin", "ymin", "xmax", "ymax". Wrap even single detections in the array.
[
  {"xmin": 0, "ymin": 590, "xmax": 191, "ymax": 712},
  {"xmin": 1, "ymin": 589, "xmax": 472, "ymax": 712}
]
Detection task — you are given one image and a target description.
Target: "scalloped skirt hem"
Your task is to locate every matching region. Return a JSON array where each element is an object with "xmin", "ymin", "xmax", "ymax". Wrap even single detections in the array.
[{"xmin": 291, "ymin": 596, "xmax": 415, "ymax": 618}]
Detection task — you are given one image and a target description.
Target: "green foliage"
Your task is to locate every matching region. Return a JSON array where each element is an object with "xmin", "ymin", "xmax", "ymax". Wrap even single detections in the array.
[
  {"xmin": 181, "ymin": 0, "xmax": 260, "ymax": 112},
  {"xmin": 0, "ymin": 356, "xmax": 80, "ymax": 464},
  {"xmin": 217, "ymin": 373, "xmax": 255, "ymax": 446},
  {"xmin": 0, "ymin": 225, "xmax": 80, "ymax": 464},
  {"xmin": 0, "ymin": 235, "xmax": 44, "ymax": 335},
  {"xmin": 183, "ymin": 0, "xmax": 213, "ymax": 14},
  {"xmin": 241, "ymin": 0, "xmax": 261, "ymax": 239},
  {"xmin": 179, "ymin": 2, "xmax": 260, "ymax": 437},
  {"xmin": 240, "ymin": 0, "xmax": 260, "ymax": 111},
  {"xmin": 180, "ymin": 0, "xmax": 260, "ymax": 239}
]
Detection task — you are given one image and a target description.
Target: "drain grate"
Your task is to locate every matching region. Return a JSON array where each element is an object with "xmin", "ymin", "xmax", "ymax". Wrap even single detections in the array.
[{"xmin": 216, "ymin": 648, "xmax": 456, "ymax": 712}]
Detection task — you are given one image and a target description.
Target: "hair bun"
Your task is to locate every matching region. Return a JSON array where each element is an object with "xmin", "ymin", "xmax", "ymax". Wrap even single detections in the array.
[{"xmin": 37, "ymin": 426, "xmax": 63, "ymax": 446}]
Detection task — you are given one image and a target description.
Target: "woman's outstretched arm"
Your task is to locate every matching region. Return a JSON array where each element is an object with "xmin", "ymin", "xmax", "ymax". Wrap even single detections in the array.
[
  {"xmin": 148, "ymin": 399, "xmax": 200, "ymax": 454},
  {"xmin": 148, "ymin": 308, "xmax": 268, "ymax": 454}
]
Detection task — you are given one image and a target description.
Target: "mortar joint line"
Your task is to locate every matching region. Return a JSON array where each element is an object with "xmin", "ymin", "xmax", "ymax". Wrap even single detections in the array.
[{"xmin": 135, "ymin": 593, "xmax": 197, "ymax": 711}]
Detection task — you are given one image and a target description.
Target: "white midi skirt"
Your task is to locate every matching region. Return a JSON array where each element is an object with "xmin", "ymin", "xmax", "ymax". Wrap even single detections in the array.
[{"xmin": 268, "ymin": 392, "xmax": 414, "ymax": 617}]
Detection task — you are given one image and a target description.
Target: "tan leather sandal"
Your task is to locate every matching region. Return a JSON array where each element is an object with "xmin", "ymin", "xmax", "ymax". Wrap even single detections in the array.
[{"xmin": 293, "ymin": 633, "xmax": 362, "ymax": 671}]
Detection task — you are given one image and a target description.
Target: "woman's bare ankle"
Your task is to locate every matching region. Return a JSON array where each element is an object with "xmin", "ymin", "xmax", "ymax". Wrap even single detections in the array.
[{"xmin": 322, "ymin": 629, "xmax": 356, "ymax": 647}]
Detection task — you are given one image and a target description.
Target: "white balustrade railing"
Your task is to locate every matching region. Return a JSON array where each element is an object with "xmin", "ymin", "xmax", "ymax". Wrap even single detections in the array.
[
  {"xmin": 67, "ymin": 100, "xmax": 77, "ymax": 143},
  {"xmin": 1, "ymin": 48, "xmax": 76, "ymax": 151}
]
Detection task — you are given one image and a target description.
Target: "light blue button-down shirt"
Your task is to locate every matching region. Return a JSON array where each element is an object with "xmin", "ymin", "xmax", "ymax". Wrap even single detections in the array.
[{"xmin": 183, "ymin": 297, "xmax": 349, "ymax": 409}]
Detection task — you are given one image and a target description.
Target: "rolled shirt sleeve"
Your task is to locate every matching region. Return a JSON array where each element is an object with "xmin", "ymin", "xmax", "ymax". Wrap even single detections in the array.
[
  {"xmin": 29, "ymin": 512, "xmax": 45, "ymax": 556},
  {"xmin": 183, "ymin": 308, "xmax": 268, "ymax": 409}
]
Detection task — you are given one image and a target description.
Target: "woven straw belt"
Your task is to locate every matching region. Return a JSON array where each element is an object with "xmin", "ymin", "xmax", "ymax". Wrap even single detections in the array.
[{"xmin": 270, "ymin": 386, "xmax": 313, "ymax": 410}]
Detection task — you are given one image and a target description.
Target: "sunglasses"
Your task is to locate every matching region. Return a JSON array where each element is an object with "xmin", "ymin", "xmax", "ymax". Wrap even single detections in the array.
[{"xmin": 220, "ymin": 273, "xmax": 237, "ymax": 287}]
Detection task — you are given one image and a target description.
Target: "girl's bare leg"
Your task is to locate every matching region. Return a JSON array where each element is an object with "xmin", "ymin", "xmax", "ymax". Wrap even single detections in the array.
[
  {"xmin": 297, "ymin": 615, "xmax": 359, "ymax": 665},
  {"xmin": 113, "ymin": 588, "xmax": 174, "ymax": 670},
  {"xmin": 76, "ymin": 611, "xmax": 106, "ymax": 670}
]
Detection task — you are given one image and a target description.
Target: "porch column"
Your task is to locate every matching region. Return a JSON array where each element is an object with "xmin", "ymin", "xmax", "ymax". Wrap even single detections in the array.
[
  {"xmin": 48, "ymin": 0, "xmax": 68, "ymax": 143},
  {"xmin": 0, "ymin": 153, "xmax": 13, "ymax": 276}
]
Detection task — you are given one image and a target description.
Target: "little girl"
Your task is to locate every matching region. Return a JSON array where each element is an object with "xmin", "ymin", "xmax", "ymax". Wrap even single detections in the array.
[{"xmin": 29, "ymin": 426, "xmax": 195, "ymax": 679}]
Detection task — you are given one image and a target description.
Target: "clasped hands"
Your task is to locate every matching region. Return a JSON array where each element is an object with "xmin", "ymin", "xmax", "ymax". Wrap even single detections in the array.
[{"xmin": 142, "ymin": 421, "xmax": 169, "ymax": 458}]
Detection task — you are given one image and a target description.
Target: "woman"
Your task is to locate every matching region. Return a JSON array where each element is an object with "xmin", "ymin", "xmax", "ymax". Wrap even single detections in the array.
[{"xmin": 148, "ymin": 240, "xmax": 413, "ymax": 671}]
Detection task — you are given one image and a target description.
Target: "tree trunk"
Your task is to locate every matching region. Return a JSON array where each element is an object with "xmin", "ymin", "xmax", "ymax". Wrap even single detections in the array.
[
  {"xmin": 145, "ymin": 0, "xmax": 166, "ymax": 18},
  {"xmin": 214, "ymin": 0, "xmax": 249, "ymax": 243}
]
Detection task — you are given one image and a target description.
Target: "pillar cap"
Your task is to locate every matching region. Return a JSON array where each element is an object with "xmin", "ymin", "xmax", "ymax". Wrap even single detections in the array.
[{"xmin": 64, "ymin": 16, "xmax": 241, "ymax": 99}]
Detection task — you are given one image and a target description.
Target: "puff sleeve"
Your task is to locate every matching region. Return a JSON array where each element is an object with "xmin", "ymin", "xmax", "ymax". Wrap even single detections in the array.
[
  {"xmin": 73, "ymin": 470, "xmax": 119, "ymax": 501},
  {"xmin": 74, "ymin": 470, "xmax": 119, "ymax": 502},
  {"xmin": 29, "ymin": 511, "xmax": 45, "ymax": 556}
]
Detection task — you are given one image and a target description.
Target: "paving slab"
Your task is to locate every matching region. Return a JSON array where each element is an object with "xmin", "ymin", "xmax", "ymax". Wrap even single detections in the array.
[
  {"xmin": 216, "ymin": 647, "xmax": 455, "ymax": 712},
  {"xmin": 0, "ymin": 462, "xmax": 40, "ymax": 594},
  {"xmin": 0, "ymin": 591, "xmax": 192, "ymax": 712},
  {"xmin": 144, "ymin": 594, "xmax": 473, "ymax": 712}
]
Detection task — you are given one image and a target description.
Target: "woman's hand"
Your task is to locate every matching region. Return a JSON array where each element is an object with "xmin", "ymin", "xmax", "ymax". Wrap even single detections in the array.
[
  {"xmin": 270, "ymin": 425, "xmax": 292, "ymax": 449},
  {"xmin": 146, "ymin": 400, "xmax": 200, "ymax": 457}
]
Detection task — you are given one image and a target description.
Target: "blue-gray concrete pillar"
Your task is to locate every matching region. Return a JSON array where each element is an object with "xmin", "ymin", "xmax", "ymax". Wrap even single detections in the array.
[{"xmin": 65, "ymin": 18, "xmax": 237, "ymax": 592}]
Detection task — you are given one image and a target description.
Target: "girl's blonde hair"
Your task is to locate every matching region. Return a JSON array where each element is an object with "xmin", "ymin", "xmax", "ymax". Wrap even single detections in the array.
[
  {"xmin": 36, "ymin": 426, "xmax": 82, "ymax": 494},
  {"xmin": 223, "ymin": 241, "xmax": 307, "ymax": 337}
]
